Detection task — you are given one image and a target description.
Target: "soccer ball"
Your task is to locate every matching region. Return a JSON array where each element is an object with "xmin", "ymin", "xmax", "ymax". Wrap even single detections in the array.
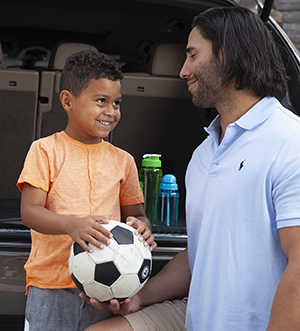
[{"xmin": 69, "ymin": 220, "xmax": 152, "ymax": 302}]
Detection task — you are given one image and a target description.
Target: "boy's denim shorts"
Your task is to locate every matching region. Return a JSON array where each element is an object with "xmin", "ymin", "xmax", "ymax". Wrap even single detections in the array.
[{"xmin": 24, "ymin": 286, "xmax": 113, "ymax": 331}]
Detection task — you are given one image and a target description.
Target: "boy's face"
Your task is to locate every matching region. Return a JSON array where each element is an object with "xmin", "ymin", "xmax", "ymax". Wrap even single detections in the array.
[{"xmin": 62, "ymin": 78, "xmax": 121, "ymax": 144}]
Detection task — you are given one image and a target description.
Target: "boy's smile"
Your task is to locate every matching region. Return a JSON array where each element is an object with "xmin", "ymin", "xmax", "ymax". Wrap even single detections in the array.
[{"xmin": 61, "ymin": 78, "xmax": 122, "ymax": 144}]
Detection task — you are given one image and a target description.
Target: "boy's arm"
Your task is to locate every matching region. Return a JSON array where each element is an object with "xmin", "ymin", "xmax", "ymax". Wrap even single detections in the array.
[
  {"xmin": 121, "ymin": 203, "xmax": 151, "ymax": 228},
  {"xmin": 21, "ymin": 183, "xmax": 112, "ymax": 252},
  {"xmin": 121, "ymin": 204, "xmax": 156, "ymax": 250}
]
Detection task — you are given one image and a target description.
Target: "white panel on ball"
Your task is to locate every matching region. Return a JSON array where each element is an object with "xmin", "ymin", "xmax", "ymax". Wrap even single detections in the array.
[
  {"xmin": 111, "ymin": 274, "xmax": 140, "ymax": 298},
  {"xmin": 89, "ymin": 239, "xmax": 118, "ymax": 263},
  {"xmin": 72, "ymin": 253, "xmax": 95, "ymax": 284},
  {"xmin": 114, "ymin": 245, "xmax": 143, "ymax": 274},
  {"xmin": 84, "ymin": 281, "xmax": 113, "ymax": 302}
]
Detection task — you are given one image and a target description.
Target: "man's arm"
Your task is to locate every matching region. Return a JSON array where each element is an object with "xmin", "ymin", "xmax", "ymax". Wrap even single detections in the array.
[
  {"xmin": 81, "ymin": 248, "xmax": 190, "ymax": 315},
  {"xmin": 137, "ymin": 248, "xmax": 190, "ymax": 306},
  {"xmin": 267, "ymin": 226, "xmax": 300, "ymax": 330}
]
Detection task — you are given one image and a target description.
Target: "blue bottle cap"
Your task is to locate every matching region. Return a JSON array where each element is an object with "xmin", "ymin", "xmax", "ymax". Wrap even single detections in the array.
[{"xmin": 159, "ymin": 174, "xmax": 178, "ymax": 190}]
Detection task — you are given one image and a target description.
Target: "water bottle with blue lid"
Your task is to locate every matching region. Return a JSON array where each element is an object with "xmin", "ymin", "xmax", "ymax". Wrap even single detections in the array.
[{"xmin": 156, "ymin": 174, "xmax": 179, "ymax": 227}]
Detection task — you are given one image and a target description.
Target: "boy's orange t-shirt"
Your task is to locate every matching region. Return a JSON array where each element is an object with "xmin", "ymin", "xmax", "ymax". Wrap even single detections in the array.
[{"xmin": 17, "ymin": 131, "xmax": 144, "ymax": 294}]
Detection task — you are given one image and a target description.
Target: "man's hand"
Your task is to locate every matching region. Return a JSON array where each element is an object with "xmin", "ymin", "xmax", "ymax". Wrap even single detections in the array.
[{"xmin": 79, "ymin": 292, "xmax": 142, "ymax": 315}]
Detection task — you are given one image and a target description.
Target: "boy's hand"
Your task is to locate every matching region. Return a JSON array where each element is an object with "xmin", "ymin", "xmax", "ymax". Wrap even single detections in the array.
[
  {"xmin": 126, "ymin": 217, "xmax": 157, "ymax": 251},
  {"xmin": 67, "ymin": 215, "xmax": 113, "ymax": 253}
]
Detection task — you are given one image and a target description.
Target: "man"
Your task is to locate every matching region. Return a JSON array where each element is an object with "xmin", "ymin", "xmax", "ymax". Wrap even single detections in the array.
[{"xmin": 82, "ymin": 7, "xmax": 300, "ymax": 330}]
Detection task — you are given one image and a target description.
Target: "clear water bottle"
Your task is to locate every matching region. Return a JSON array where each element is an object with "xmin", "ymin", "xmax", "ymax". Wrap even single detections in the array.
[
  {"xmin": 139, "ymin": 154, "xmax": 163, "ymax": 226},
  {"xmin": 156, "ymin": 174, "xmax": 179, "ymax": 227}
]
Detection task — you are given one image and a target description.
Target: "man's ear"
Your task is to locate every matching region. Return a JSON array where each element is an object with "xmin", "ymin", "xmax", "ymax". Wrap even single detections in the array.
[{"xmin": 60, "ymin": 90, "xmax": 73, "ymax": 112}]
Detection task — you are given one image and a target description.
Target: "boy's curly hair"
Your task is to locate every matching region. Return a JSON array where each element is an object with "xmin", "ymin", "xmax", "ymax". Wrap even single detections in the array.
[{"xmin": 60, "ymin": 49, "xmax": 123, "ymax": 97}]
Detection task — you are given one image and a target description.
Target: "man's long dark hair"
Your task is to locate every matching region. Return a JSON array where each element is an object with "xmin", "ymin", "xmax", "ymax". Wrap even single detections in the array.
[{"xmin": 192, "ymin": 7, "xmax": 288, "ymax": 100}]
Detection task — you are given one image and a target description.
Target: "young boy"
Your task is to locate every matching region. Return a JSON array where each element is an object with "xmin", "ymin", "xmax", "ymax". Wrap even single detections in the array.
[{"xmin": 17, "ymin": 49, "xmax": 156, "ymax": 331}]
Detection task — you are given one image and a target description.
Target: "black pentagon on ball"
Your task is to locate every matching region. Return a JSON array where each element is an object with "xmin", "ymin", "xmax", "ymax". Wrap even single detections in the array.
[
  {"xmin": 138, "ymin": 259, "xmax": 151, "ymax": 283},
  {"xmin": 111, "ymin": 225, "xmax": 134, "ymax": 245},
  {"xmin": 95, "ymin": 261, "xmax": 121, "ymax": 286},
  {"xmin": 71, "ymin": 273, "xmax": 85, "ymax": 293},
  {"xmin": 73, "ymin": 242, "xmax": 87, "ymax": 256}
]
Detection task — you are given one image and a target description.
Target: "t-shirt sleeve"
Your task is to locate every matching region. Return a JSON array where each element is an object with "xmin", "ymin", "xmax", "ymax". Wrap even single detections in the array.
[
  {"xmin": 273, "ymin": 132, "xmax": 300, "ymax": 228},
  {"xmin": 119, "ymin": 156, "xmax": 144, "ymax": 206},
  {"xmin": 17, "ymin": 140, "xmax": 50, "ymax": 193}
]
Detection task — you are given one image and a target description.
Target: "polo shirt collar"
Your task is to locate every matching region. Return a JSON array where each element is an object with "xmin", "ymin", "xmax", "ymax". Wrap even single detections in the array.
[
  {"xmin": 235, "ymin": 96, "xmax": 277, "ymax": 130},
  {"xmin": 205, "ymin": 96, "xmax": 277, "ymax": 142}
]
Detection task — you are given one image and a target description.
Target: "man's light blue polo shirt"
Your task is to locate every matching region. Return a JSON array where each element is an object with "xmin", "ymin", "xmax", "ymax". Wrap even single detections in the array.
[{"xmin": 185, "ymin": 97, "xmax": 300, "ymax": 331}]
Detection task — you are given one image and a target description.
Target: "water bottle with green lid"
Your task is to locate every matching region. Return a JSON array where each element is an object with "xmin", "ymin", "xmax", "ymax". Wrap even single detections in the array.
[{"xmin": 139, "ymin": 154, "xmax": 163, "ymax": 225}]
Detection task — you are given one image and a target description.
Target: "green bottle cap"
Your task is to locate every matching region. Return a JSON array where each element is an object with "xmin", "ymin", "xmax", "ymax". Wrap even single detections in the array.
[{"xmin": 141, "ymin": 154, "xmax": 162, "ymax": 167}]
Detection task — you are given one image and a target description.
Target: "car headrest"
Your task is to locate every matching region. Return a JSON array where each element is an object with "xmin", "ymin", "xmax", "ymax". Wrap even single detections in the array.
[
  {"xmin": 48, "ymin": 43, "xmax": 98, "ymax": 71},
  {"xmin": 0, "ymin": 43, "xmax": 3, "ymax": 68},
  {"xmin": 146, "ymin": 43, "xmax": 186, "ymax": 77}
]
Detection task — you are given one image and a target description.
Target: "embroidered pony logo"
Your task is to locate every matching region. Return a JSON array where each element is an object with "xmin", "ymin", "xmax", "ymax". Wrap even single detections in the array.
[{"xmin": 238, "ymin": 159, "xmax": 246, "ymax": 171}]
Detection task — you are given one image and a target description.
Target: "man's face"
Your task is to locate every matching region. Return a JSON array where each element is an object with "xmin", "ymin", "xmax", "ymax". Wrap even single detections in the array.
[{"xmin": 180, "ymin": 27, "xmax": 226, "ymax": 109}]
